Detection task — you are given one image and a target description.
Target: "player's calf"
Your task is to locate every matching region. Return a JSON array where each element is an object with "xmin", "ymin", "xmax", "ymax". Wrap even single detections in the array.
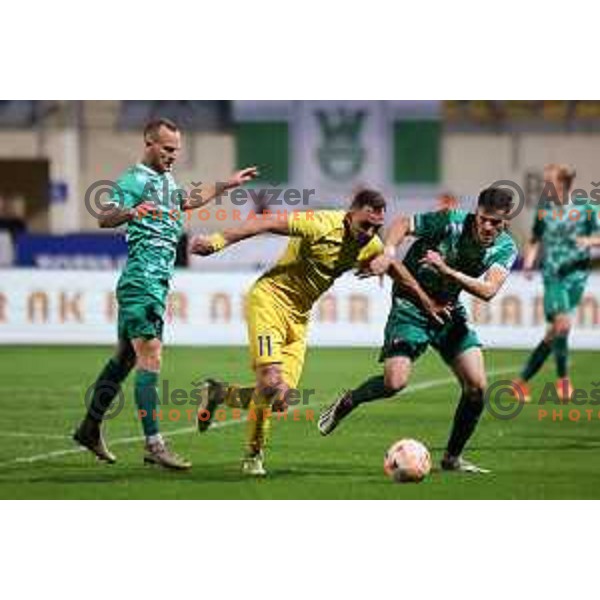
[
  {"xmin": 75, "ymin": 342, "xmax": 137, "ymax": 464},
  {"xmin": 444, "ymin": 383, "xmax": 485, "ymax": 471}
]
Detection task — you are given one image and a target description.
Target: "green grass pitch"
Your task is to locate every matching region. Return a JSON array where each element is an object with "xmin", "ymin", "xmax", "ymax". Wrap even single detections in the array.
[{"xmin": 0, "ymin": 345, "xmax": 599, "ymax": 499}]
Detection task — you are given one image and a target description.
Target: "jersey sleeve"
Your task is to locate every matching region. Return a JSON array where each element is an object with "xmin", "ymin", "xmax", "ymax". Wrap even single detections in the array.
[
  {"xmin": 412, "ymin": 209, "xmax": 456, "ymax": 240},
  {"xmin": 487, "ymin": 236, "xmax": 518, "ymax": 274},
  {"xmin": 357, "ymin": 235, "xmax": 384, "ymax": 263},
  {"xmin": 108, "ymin": 170, "xmax": 145, "ymax": 211},
  {"xmin": 288, "ymin": 210, "xmax": 334, "ymax": 242}
]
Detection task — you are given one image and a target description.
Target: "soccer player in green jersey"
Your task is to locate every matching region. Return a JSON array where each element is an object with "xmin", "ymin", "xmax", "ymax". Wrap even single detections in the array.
[
  {"xmin": 511, "ymin": 164, "xmax": 600, "ymax": 403},
  {"xmin": 73, "ymin": 118, "xmax": 257, "ymax": 469},
  {"xmin": 319, "ymin": 187, "xmax": 518, "ymax": 473}
]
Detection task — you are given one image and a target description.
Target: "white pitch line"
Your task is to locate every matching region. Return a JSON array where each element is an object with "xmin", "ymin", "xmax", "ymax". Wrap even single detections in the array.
[
  {"xmin": 0, "ymin": 419, "xmax": 244, "ymax": 467},
  {"xmin": 0, "ymin": 432, "xmax": 71, "ymax": 440},
  {"xmin": 1, "ymin": 385, "xmax": 81, "ymax": 394},
  {"xmin": 0, "ymin": 366, "xmax": 518, "ymax": 468}
]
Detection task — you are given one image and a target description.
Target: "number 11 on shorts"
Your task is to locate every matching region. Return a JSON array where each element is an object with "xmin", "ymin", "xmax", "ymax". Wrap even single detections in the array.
[{"xmin": 258, "ymin": 335, "xmax": 273, "ymax": 357}]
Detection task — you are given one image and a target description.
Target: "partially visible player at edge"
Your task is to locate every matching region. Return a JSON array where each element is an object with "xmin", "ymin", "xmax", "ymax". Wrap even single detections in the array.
[
  {"xmin": 510, "ymin": 164, "xmax": 600, "ymax": 403},
  {"xmin": 190, "ymin": 190, "xmax": 447, "ymax": 476},
  {"xmin": 319, "ymin": 187, "xmax": 518, "ymax": 474},
  {"xmin": 73, "ymin": 118, "xmax": 257, "ymax": 470}
]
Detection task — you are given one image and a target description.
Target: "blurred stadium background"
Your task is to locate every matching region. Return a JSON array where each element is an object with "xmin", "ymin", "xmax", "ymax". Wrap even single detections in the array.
[{"xmin": 1, "ymin": 100, "xmax": 600, "ymax": 349}]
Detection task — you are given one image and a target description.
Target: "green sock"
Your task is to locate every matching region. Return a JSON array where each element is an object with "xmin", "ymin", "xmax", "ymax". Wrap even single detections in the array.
[
  {"xmin": 87, "ymin": 358, "xmax": 132, "ymax": 422},
  {"xmin": 520, "ymin": 340, "xmax": 552, "ymax": 382},
  {"xmin": 446, "ymin": 390, "xmax": 484, "ymax": 458},
  {"xmin": 351, "ymin": 376, "xmax": 398, "ymax": 406},
  {"xmin": 553, "ymin": 335, "xmax": 569, "ymax": 378},
  {"xmin": 135, "ymin": 370, "xmax": 160, "ymax": 437}
]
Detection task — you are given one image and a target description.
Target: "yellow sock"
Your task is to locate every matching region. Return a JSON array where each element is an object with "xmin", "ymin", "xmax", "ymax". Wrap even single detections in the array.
[
  {"xmin": 246, "ymin": 392, "xmax": 271, "ymax": 456},
  {"xmin": 220, "ymin": 384, "xmax": 255, "ymax": 409}
]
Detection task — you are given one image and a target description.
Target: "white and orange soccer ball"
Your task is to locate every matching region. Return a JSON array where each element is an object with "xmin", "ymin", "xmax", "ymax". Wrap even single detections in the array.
[{"xmin": 383, "ymin": 438, "xmax": 431, "ymax": 483}]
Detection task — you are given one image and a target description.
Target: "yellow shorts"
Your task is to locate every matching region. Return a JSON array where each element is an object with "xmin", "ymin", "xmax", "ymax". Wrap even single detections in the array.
[{"xmin": 246, "ymin": 283, "xmax": 308, "ymax": 389}]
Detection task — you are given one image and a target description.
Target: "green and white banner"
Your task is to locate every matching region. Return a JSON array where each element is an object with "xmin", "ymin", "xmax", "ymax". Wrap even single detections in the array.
[{"xmin": 295, "ymin": 101, "xmax": 386, "ymax": 196}]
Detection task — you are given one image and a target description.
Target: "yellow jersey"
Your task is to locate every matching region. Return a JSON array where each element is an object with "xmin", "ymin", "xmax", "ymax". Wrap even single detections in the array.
[{"xmin": 253, "ymin": 210, "xmax": 383, "ymax": 317}]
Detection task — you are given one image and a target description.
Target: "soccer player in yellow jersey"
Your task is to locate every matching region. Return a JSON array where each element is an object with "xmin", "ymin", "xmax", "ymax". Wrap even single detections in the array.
[{"xmin": 190, "ymin": 189, "xmax": 440, "ymax": 476}]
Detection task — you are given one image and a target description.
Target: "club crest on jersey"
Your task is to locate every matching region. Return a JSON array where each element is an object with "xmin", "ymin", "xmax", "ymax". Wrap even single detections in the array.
[{"xmin": 315, "ymin": 109, "xmax": 366, "ymax": 181}]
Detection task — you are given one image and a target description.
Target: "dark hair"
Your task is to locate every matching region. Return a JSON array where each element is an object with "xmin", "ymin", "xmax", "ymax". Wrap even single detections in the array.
[
  {"xmin": 351, "ymin": 188, "xmax": 386, "ymax": 211},
  {"xmin": 477, "ymin": 186, "xmax": 513, "ymax": 215},
  {"xmin": 143, "ymin": 118, "xmax": 179, "ymax": 141}
]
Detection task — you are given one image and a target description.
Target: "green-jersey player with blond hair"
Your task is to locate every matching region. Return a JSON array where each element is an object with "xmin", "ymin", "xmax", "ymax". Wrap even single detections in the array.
[{"xmin": 74, "ymin": 117, "xmax": 257, "ymax": 469}]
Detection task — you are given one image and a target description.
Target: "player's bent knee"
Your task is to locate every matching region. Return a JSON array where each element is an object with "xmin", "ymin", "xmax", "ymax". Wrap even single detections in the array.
[
  {"xmin": 464, "ymin": 383, "xmax": 485, "ymax": 403},
  {"xmin": 136, "ymin": 355, "xmax": 161, "ymax": 372},
  {"xmin": 256, "ymin": 363, "xmax": 285, "ymax": 398},
  {"xmin": 134, "ymin": 338, "xmax": 161, "ymax": 355},
  {"xmin": 383, "ymin": 373, "xmax": 408, "ymax": 393},
  {"xmin": 134, "ymin": 340, "xmax": 162, "ymax": 372},
  {"xmin": 553, "ymin": 315, "xmax": 571, "ymax": 336}
]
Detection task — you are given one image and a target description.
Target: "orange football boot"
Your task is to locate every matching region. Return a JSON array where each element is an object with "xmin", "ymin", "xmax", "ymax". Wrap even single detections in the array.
[{"xmin": 509, "ymin": 378, "xmax": 531, "ymax": 403}]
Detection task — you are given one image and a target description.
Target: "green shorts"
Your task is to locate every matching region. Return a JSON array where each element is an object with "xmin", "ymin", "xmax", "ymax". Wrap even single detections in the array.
[
  {"xmin": 379, "ymin": 297, "xmax": 481, "ymax": 365},
  {"xmin": 543, "ymin": 275, "xmax": 587, "ymax": 322},
  {"xmin": 116, "ymin": 282, "xmax": 167, "ymax": 341}
]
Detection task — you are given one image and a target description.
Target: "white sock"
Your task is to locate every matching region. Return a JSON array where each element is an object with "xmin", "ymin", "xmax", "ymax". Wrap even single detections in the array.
[{"xmin": 147, "ymin": 433, "xmax": 163, "ymax": 445}]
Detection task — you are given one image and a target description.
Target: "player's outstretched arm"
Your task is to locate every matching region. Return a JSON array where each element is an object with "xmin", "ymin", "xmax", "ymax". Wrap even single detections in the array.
[
  {"xmin": 421, "ymin": 250, "xmax": 508, "ymax": 301},
  {"xmin": 189, "ymin": 214, "xmax": 290, "ymax": 256},
  {"xmin": 362, "ymin": 215, "xmax": 413, "ymax": 277},
  {"xmin": 182, "ymin": 167, "xmax": 259, "ymax": 211},
  {"xmin": 97, "ymin": 202, "xmax": 158, "ymax": 228}
]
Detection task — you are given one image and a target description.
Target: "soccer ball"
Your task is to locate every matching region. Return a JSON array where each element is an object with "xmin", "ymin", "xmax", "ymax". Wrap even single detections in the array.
[{"xmin": 383, "ymin": 439, "xmax": 431, "ymax": 483}]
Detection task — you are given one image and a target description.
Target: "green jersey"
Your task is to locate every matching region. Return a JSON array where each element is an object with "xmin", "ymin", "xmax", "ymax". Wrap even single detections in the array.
[
  {"xmin": 110, "ymin": 163, "xmax": 185, "ymax": 302},
  {"xmin": 398, "ymin": 209, "xmax": 518, "ymax": 304},
  {"xmin": 532, "ymin": 199, "xmax": 600, "ymax": 281}
]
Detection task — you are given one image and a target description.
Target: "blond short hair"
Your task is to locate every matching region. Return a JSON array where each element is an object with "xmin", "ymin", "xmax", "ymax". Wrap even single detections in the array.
[{"xmin": 545, "ymin": 163, "xmax": 576, "ymax": 185}]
